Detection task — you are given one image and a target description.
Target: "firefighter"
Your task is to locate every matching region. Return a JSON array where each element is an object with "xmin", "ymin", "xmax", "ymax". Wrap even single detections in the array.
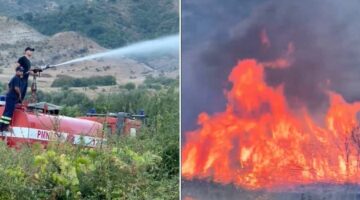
[
  {"xmin": 17, "ymin": 47, "xmax": 34, "ymax": 101},
  {"xmin": 0, "ymin": 67, "xmax": 24, "ymax": 132}
]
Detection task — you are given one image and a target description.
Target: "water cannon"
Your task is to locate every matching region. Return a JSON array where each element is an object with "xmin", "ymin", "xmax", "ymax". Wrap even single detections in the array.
[
  {"xmin": 31, "ymin": 64, "xmax": 56, "ymax": 76},
  {"xmin": 31, "ymin": 66, "xmax": 43, "ymax": 74},
  {"xmin": 29, "ymin": 64, "xmax": 54, "ymax": 103},
  {"xmin": 40, "ymin": 64, "xmax": 55, "ymax": 71}
]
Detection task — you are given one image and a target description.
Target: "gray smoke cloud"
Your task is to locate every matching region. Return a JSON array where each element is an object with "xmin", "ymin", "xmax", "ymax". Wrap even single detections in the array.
[{"xmin": 182, "ymin": 0, "xmax": 360, "ymax": 133}]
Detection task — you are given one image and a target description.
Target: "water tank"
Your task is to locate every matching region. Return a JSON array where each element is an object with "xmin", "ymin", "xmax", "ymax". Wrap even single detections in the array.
[{"xmin": 0, "ymin": 105, "xmax": 105, "ymax": 147}]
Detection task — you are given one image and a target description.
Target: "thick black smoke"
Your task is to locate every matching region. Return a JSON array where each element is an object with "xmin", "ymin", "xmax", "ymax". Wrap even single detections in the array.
[
  {"xmin": 182, "ymin": 0, "xmax": 265, "ymax": 132},
  {"xmin": 182, "ymin": 0, "xmax": 360, "ymax": 133}
]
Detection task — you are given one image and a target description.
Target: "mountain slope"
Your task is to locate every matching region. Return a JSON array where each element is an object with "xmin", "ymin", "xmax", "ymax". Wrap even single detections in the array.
[
  {"xmin": 0, "ymin": 16, "xmax": 46, "ymax": 44},
  {"xmin": 0, "ymin": 16, "xmax": 177, "ymax": 95},
  {"xmin": 14, "ymin": 0, "xmax": 179, "ymax": 48},
  {"xmin": 0, "ymin": 0, "xmax": 87, "ymax": 16}
]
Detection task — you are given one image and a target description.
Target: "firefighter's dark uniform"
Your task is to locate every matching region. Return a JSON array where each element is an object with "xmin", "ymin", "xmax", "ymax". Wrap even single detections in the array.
[
  {"xmin": 17, "ymin": 55, "xmax": 31, "ymax": 100},
  {"xmin": 17, "ymin": 47, "xmax": 34, "ymax": 101},
  {"xmin": 0, "ymin": 71, "xmax": 22, "ymax": 130}
]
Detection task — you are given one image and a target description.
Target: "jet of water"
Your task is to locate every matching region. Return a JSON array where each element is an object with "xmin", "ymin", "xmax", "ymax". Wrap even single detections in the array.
[{"xmin": 53, "ymin": 34, "xmax": 179, "ymax": 70}]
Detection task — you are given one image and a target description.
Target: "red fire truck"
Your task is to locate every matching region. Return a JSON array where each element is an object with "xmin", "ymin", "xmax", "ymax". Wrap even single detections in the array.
[{"xmin": 0, "ymin": 67, "xmax": 146, "ymax": 147}]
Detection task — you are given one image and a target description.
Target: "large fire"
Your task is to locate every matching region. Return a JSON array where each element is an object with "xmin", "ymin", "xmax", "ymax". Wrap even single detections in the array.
[{"xmin": 182, "ymin": 47, "xmax": 360, "ymax": 189}]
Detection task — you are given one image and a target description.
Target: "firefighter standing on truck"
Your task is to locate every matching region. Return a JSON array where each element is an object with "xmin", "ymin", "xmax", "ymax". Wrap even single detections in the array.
[
  {"xmin": 0, "ymin": 67, "xmax": 23, "ymax": 131},
  {"xmin": 17, "ymin": 47, "xmax": 34, "ymax": 101}
]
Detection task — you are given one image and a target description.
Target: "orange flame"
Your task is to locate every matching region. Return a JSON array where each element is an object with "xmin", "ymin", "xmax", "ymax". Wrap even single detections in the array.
[{"xmin": 182, "ymin": 59, "xmax": 360, "ymax": 189}]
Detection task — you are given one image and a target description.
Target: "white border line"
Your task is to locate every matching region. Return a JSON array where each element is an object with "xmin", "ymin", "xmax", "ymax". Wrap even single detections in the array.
[{"xmin": 179, "ymin": 0, "xmax": 182, "ymax": 198}]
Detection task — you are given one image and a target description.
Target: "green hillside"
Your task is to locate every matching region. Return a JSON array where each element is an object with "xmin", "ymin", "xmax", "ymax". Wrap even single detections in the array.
[
  {"xmin": 0, "ymin": 0, "xmax": 86, "ymax": 16},
  {"xmin": 15, "ymin": 0, "xmax": 179, "ymax": 48}
]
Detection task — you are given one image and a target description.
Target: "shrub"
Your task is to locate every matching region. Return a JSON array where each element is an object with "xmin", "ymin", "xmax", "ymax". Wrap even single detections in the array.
[
  {"xmin": 144, "ymin": 75, "xmax": 178, "ymax": 88},
  {"xmin": 0, "ymin": 82, "xmax": 5, "ymax": 94},
  {"xmin": 1, "ymin": 83, "xmax": 179, "ymax": 198},
  {"xmin": 89, "ymin": 86, "xmax": 98, "ymax": 90},
  {"xmin": 124, "ymin": 82, "xmax": 136, "ymax": 91},
  {"xmin": 147, "ymin": 83, "xmax": 162, "ymax": 90},
  {"xmin": 37, "ymin": 90, "xmax": 93, "ymax": 114},
  {"xmin": 51, "ymin": 75, "xmax": 116, "ymax": 88},
  {"xmin": 0, "ymin": 137, "xmax": 176, "ymax": 199}
]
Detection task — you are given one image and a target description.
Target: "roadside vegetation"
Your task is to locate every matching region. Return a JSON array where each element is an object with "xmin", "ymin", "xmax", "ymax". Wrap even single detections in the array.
[{"xmin": 0, "ymin": 78, "xmax": 179, "ymax": 199}]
